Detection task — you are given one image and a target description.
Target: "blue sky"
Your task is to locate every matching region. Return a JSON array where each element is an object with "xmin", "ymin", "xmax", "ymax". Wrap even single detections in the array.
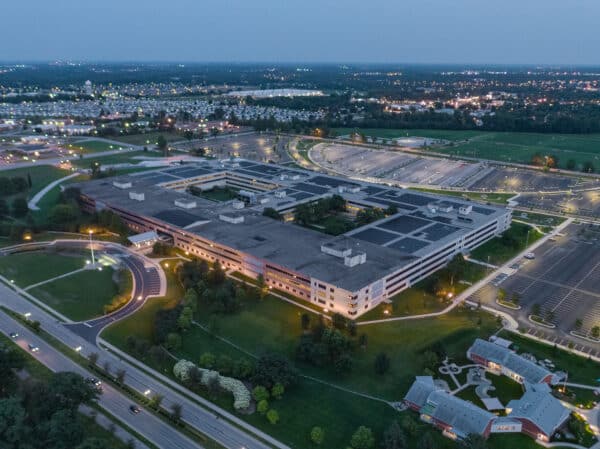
[{"xmin": 2, "ymin": 0, "xmax": 600, "ymax": 64}]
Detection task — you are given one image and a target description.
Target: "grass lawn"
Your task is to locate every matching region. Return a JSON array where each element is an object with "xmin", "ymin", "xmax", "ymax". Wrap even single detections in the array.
[
  {"xmin": 487, "ymin": 372, "xmax": 524, "ymax": 403},
  {"xmin": 29, "ymin": 266, "xmax": 123, "ymax": 321},
  {"xmin": 192, "ymin": 186, "xmax": 239, "ymax": 202},
  {"xmin": 69, "ymin": 139, "xmax": 127, "ymax": 152},
  {"xmin": 333, "ymin": 128, "xmax": 483, "ymax": 141},
  {"xmin": 411, "ymin": 187, "xmax": 515, "ymax": 204},
  {"xmin": 73, "ymin": 150, "xmax": 165, "ymax": 169},
  {"xmin": 111, "ymin": 131, "xmax": 181, "ymax": 146},
  {"xmin": 512, "ymin": 211, "xmax": 567, "ymax": 227},
  {"xmin": 0, "ymin": 250, "xmax": 87, "ymax": 286},
  {"xmin": 333, "ymin": 128, "xmax": 600, "ymax": 170},
  {"xmin": 499, "ymin": 331, "xmax": 600, "ymax": 385},
  {"xmin": 359, "ymin": 262, "xmax": 487, "ymax": 321},
  {"xmin": 469, "ymin": 222, "xmax": 542, "ymax": 265},
  {"xmin": 0, "ymin": 165, "xmax": 69, "ymax": 196}
]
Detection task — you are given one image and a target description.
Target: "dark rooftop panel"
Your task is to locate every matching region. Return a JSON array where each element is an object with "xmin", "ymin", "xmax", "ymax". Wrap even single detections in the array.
[
  {"xmin": 378, "ymin": 215, "xmax": 432, "ymax": 234},
  {"xmin": 153, "ymin": 209, "xmax": 204, "ymax": 228},
  {"xmin": 352, "ymin": 228, "xmax": 399, "ymax": 245},
  {"xmin": 292, "ymin": 182, "xmax": 329, "ymax": 195},
  {"xmin": 418, "ymin": 223, "xmax": 461, "ymax": 241},
  {"xmin": 388, "ymin": 237, "xmax": 430, "ymax": 254}
]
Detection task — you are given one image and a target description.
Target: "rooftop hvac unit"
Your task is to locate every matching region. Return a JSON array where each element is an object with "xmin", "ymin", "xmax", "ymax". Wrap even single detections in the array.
[
  {"xmin": 175, "ymin": 198, "xmax": 197, "ymax": 209},
  {"xmin": 129, "ymin": 191, "xmax": 144, "ymax": 201},
  {"xmin": 459, "ymin": 205, "xmax": 473, "ymax": 215},
  {"xmin": 232, "ymin": 201, "xmax": 245, "ymax": 209},
  {"xmin": 113, "ymin": 180, "xmax": 132, "ymax": 189}
]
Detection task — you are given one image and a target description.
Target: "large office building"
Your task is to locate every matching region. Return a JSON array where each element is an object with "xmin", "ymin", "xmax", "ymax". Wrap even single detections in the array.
[{"xmin": 78, "ymin": 159, "xmax": 511, "ymax": 318}]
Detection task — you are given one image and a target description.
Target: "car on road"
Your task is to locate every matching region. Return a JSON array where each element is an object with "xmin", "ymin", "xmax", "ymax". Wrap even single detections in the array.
[
  {"xmin": 86, "ymin": 377, "xmax": 103, "ymax": 391},
  {"xmin": 9, "ymin": 332, "xmax": 18, "ymax": 338},
  {"xmin": 129, "ymin": 404, "xmax": 141, "ymax": 415},
  {"xmin": 27, "ymin": 343, "xmax": 39, "ymax": 352},
  {"xmin": 524, "ymin": 252, "xmax": 536, "ymax": 260}
]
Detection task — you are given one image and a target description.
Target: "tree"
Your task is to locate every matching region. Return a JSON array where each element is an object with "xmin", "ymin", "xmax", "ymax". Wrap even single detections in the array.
[
  {"xmin": 331, "ymin": 313, "xmax": 347, "ymax": 330},
  {"xmin": 591, "ymin": 326, "xmax": 600, "ymax": 339},
  {"xmin": 149, "ymin": 394, "xmax": 164, "ymax": 410},
  {"xmin": 115, "ymin": 369, "xmax": 126, "ymax": 385},
  {"xmin": 374, "ymin": 352, "xmax": 391, "ymax": 375},
  {"xmin": 266, "ymin": 409, "xmax": 279, "ymax": 425},
  {"xmin": 350, "ymin": 426, "xmax": 375, "ymax": 449},
  {"xmin": 157, "ymin": 135, "xmax": 169, "ymax": 156},
  {"xmin": 310, "ymin": 426, "xmax": 325, "ymax": 445},
  {"xmin": 446, "ymin": 253, "xmax": 467, "ymax": 285},
  {"xmin": 252, "ymin": 385, "xmax": 270, "ymax": 402},
  {"xmin": 358, "ymin": 333, "xmax": 368, "ymax": 350},
  {"xmin": 199, "ymin": 352, "xmax": 216, "ymax": 369},
  {"xmin": 418, "ymin": 432, "xmax": 435, "ymax": 449},
  {"xmin": 165, "ymin": 332, "xmax": 182, "ymax": 351},
  {"xmin": 257, "ymin": 399, "xmax": 269, "ymax": 414},
  {"xmin": 0, "ymin": 397, "xmax": 28, "ymax": 447},
  {"xmin": 301, "ymin": 313, "xmax": 311, "ymax": 331},
  {"xmin": 462, "ymin": 433, "xmax": 488, "ymax": 449},
  {"xmin": 170, "ymin": 403, "xmax": 182, "ymax": 422},
  {"xmin": 382, "ymin": 420, "xmax": 407, "ymax": 449},
  {"xmin": 574, "ymin": 318, "xmax": 583, "ymax": 331},
  {"xmin": 262, "ymin": 207, "xmax": 282, "ymax": 220},
  {"xmin": 46, "ymin": 409, "xmax": 85, "ymax": 449},
  {"xmin": 88, "ymin": 352, "xmax": 99, "ymax": 367},
  {"xmin": 0, "ymin": 199, "xmax": 8, "ymax": 217},
  {"xmin": 252, "ymin": 353, "xmax": 298, "ymax": 388},
  {"xmin": 76, "ymin": 438, "xmax": 115, "ymax": 449},
  {"xmin": 177, "ymin": 306, "xmax": 193, "ymax": 331},
  {"xmin": 497, "ymin": 288, "xmax": 506, "ymax": 302},
  {"xmin": 400, "ymin": 415, "xmax": 418, "ymax": 437},
  {"xmin": 271, "ymin": 383, "xmax": 284, "ymax": 400},
  {"xmin": 12, "ymin": 197, "xmax": 28, "ymax": 217}
]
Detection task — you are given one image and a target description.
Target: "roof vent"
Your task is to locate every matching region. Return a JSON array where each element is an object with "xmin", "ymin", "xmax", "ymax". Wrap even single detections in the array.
[
  {"xmin": 174, "ymin": 198, "xmax": 197, "ymax": 209},
  {"xmin": 129, "ymin": 191, "xmax": 144, "ymax": 201}
]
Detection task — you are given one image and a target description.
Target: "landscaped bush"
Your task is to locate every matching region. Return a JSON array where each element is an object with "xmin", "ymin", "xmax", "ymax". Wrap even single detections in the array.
[{"xmin": 173, "ymin": 359, "xmax": 251, "ymax": 411}]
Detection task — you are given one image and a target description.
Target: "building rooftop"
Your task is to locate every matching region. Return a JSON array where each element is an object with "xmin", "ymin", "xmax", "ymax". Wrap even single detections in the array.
[
  {"xmin": 77, "ymin": 159, "xmax": 510, "ymax": 291},
  {"xmin": 468, "ymin": 339, "xmax": 553, "ymax": 384}
]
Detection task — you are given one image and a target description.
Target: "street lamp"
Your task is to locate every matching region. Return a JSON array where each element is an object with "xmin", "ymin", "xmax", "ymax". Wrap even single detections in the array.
[{"xmin": 89, "ymin": 230, "xmax": 95, "ymax": 266}]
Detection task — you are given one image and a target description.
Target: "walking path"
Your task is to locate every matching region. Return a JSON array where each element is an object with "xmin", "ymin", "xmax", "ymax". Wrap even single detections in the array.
[
  {"xmin": 28, "ymin": 172, "xmax": 81, "ymax": 210},
  {"xmin": 23, "ymin": 267, "xmax": 86, "ymax": 291}
]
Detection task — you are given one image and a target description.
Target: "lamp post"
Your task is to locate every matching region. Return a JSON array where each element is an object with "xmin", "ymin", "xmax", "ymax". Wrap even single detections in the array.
[{"xmin": 89, "ymin": 230, "xmax": 95, "ymax": 266}]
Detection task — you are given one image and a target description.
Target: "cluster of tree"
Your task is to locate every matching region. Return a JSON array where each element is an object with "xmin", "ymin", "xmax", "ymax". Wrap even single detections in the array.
[
  {"xmin": 355, "ymin": 205, "xmax": 397, "ymax": 226},
  {"xmin": 262, "ymin": 207, "xmax": 282, "ymax": 220},
  {"xmin": 0, "ymin": 175, "xmax": 30, "ymax": 197},
  {"xmin": 420, "ymin": 253, "xmax": 467, "ymax": 297},
  {"xmin": 198, "ymin": 352, "xmax": 255, "ymax": 379},
  {"xmin": 294, "ymin": 194, "xmax": 347, "ymax": 226},
  {"xmin": 0, "ymin": 344, "xmax": 120, "ymax": 449},
  {"xmin": 0, "ymin": 196, "xmax": 29, "ymax": 219},
  {"xmin": 295, "ymin": 313, "xmax": 367, "ymax": 374},
  {"xmin": 252, "ymin": 384, "xmax": 283, "ymax": 426},
  {"xmin": 89, "ymin": 160, "xmax": 117, "ymax": 179},
  {"xmin": 103, "ymin": 268, "xmax": 132, "ymax": 314},
  {"xmin": 124, "ymin": 335, "xmax": 172, "ymax": 367}
]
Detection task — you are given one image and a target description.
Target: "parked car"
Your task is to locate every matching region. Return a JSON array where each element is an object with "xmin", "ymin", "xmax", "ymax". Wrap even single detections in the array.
[{"xmin": 129, "ymin": 404, "xmax": 141, "ymax": 415}]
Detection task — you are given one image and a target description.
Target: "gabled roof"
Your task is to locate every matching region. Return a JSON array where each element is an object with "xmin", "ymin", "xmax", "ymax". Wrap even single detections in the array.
[
  {"xmin": 468, "ymin": 339, "xmax": 552, "ymax": 384},
  {"xmin": 506, "ymin": 384, "xmax": 570, "ymax": 436},
  {"xmin": 404, "ymin": 376, "xmax": 439, "ymax": 408},
  {"xmin": 425, "ymin": 390, "xmax": 495, "ymax": 438}
]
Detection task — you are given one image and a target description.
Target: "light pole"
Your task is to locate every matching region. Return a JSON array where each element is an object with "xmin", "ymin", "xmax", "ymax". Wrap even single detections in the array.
[{"xmin": 89, "ymin": 230, "xmax": 95, "ymax": 266}]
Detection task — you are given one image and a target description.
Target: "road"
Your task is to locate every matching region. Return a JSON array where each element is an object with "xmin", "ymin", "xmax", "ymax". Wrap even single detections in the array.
[
  {"xmin": 0, "ymin": 241, "xmax": 287, "ymax": 449},
  {"xmin": 0, "ymin": 310, "xmax": 197, "ymax": 449}
]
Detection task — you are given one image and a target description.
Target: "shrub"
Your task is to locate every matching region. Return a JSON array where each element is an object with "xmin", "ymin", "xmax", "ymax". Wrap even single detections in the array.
[
  {"xmin": 257, "ymin": 399, "xmax": 269, "ymax": 414},
  {"xmin": 266, "ymin": 409, "xmax": 279, "ymax": 425},
  {"xmin": 252, "ymin": 385, "xmax": 270, "ymax": 402}
]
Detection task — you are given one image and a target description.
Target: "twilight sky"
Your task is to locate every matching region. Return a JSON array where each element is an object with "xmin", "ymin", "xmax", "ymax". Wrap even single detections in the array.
[{"xmin": 2, "ymin": 0, "xmax": 600, "ymax": 64}]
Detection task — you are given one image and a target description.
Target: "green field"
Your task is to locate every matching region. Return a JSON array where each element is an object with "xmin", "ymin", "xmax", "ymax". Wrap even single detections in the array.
[
  {"xmin": 111, "ymin": 131, "xmax": 181, "ymax": 146},
  {"xmin": 73, "ymin": 150, "xmax": 165, "ymax": 169},
  {"xmin": 69, "ymin": 139, "xmax": 127, "ymax": 153},
  {"xmin": 411, "ymin": 187, "xmax": 515, "ymax": 204},
  {"xmin": 30, "ymin": 266, "xmax": 122, "ymax": 321},
  {"xmin": 358, "ymin": 262, "xmax": 487, "ymax": 321},
  {"xmin": 334, "ymin": 128, "xmax": 600, "ymax": 169},
  {"xmin": 0, "ymin": 165, "xmax": 69, "ymax": 196},
  {"xmin": 470, "ymin": 222, "xmax": 542, "ymax": 265},
  {"xmin": 333, "ymin": 128, "xmax": 483, "ymax": 141},
  {"xmin": 0, "ymin": 251, "xmax": 87, "ymax": 286}
]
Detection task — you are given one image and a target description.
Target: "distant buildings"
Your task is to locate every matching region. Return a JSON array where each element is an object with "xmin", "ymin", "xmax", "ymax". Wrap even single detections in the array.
[{"xmin": 225, "ymin": 88, "xmax": 324, "ymax": 98}]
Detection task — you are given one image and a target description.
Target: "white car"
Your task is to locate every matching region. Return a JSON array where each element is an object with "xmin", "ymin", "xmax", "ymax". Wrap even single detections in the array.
[{"xmin": 524, "ymin": 252, "xmax": 535, "ymax": 260}]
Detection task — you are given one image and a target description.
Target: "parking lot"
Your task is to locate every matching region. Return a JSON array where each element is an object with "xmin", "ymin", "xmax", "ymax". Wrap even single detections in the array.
[
  {"xmin": 471, "ymin": 222, "xmax": 600, "ymax": 356},
  {"xmin": 174, "ymin": 133, "xmax": 293, "ymax": 164},
  {"xmin": 310, "ymin": 142, "xmax": 596, "ymax": 192}
]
